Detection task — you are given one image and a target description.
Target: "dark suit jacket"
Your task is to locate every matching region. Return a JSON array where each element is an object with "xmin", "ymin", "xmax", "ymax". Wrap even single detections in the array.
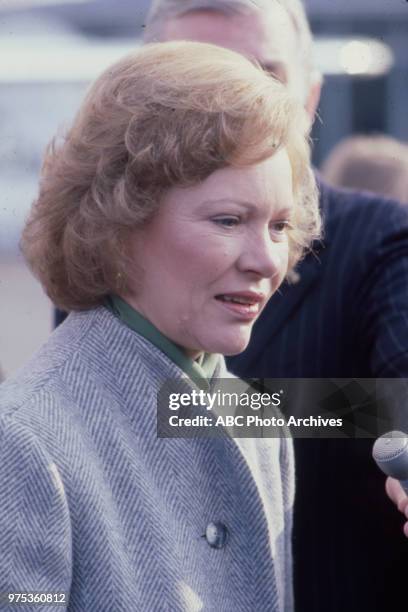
[{"xmin": 227, "ymin": 180, "xmax": 408, "ymax": 612}]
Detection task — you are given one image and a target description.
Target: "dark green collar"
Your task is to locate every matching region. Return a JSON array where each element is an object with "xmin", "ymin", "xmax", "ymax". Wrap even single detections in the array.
[{"xmin": 105, "ymin": 295, "xmax": 219, "ymax": 390}]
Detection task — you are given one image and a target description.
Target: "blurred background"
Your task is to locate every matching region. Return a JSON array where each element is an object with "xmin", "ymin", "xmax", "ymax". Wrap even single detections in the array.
[{"xmin": 1, "ymin": 0, "xmax": 407, "ymax": 377}]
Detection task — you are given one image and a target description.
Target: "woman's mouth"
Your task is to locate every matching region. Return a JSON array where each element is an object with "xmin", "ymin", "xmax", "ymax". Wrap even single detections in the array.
[{"xmin": 214, "ymin": 292, "xmax": 264, "ymax": 320}]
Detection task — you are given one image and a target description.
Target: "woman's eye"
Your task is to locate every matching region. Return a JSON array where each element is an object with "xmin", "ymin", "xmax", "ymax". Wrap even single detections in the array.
[
  {"xmin": 271, "ymin": 221, "xmax": 291, "ymax": 233},
  {"xmin": 212, "ymin": 216, "xmax": 240, "ymax": 228}
]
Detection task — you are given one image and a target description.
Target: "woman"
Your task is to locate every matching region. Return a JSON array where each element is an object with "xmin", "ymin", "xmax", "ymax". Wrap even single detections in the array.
[{"xmin": 0, "ymin": 41, "xmax": 320, "ymax": 610}]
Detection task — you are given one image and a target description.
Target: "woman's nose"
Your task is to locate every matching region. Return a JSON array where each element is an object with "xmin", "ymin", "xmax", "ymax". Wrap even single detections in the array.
[{"xmin": 237, "ymin": 231, "xmax": 286, "ymax": 280}]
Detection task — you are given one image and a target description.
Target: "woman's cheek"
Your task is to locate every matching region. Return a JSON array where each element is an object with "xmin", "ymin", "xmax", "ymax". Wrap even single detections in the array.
[{"xmin": 276, "ymin": 243, "xmax": 290, "ymax": 280}]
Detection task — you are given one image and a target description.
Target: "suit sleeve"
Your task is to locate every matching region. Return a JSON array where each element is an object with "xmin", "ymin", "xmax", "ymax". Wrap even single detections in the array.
[
  {"xmin": 0, "ymin": 413, "xmax": 72, "ymax": 611},
  {"xmin": 354, "ymin": 202, "xmax": 408, "ymax": 431},
  {"xmin": 356, "ymin": 202, "xmax": 408, "ymax": 377}
]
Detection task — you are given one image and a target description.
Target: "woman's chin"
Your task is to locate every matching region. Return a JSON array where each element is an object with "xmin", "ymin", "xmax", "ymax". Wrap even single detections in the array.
[
  {"xmin": 204, "ymin": 334, "xmax": 250, "ymax": 357},
  {"xmin": 223, "ymin": 345, "xmax": 249, "ymax": 357}
]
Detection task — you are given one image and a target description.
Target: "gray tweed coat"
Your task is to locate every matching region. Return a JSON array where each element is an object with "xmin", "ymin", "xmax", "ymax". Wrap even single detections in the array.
[{"xmin": 0, "ymin": 307, "xmax": 294, "ymax": 611}]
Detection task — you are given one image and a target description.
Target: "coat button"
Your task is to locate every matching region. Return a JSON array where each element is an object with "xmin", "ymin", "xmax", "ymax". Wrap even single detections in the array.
[{"xmin": 205, "ymin": 521, "xmax": 228, "ymax": 549}]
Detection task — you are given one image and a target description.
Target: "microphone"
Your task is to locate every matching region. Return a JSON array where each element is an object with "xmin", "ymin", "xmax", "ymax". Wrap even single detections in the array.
[{"xmin": 372, "ymin": 431, "xmax": 408, "ymax": 495}]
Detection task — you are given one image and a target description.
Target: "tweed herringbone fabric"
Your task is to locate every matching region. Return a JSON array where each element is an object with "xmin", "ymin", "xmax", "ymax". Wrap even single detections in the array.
[{"xmin": 0, "ymin": 307, "xmax": 294, "ymax": 611}]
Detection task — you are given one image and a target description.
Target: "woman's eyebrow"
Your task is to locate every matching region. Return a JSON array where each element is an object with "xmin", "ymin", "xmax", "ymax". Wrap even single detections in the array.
[
  {"xmin": 200, "ymin": 198, "xmax": 258, "ymax": 211},
  {"xmin": 200, "ymin": 198, "xmax": 293, "ymax": 216}
]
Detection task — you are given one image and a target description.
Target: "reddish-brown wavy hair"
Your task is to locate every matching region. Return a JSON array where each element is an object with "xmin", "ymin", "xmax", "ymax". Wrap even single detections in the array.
[{"xmin": 22, "ymin": 40, "xmax": 320, "ymax": 310}]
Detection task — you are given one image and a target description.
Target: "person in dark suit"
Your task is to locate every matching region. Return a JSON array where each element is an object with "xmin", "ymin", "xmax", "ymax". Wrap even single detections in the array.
[
  {"xmin": 227, "ymin": 178, "xmax": 408, "ymax": 612},
  {"xmin": 141, "ymin": 2, "xmax": 408, "ymax": 612}
]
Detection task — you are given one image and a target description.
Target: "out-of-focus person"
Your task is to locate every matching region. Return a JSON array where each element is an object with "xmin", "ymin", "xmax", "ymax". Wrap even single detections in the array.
[
  {"xmin": 321, "ymin": 134, "xmax": 408, "ymax": 202},
  {"xmin": 143, "ymin": 2, "xmax": 408, "ymax": 611},
  {"xmin": 0, "ymin": 41, "xmax": 320, "ymax": 610}
]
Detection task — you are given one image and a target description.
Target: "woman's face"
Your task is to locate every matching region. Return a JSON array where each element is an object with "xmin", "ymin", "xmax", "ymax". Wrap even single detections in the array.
[{"xmin": 124, "ymin": 149, "xmax": 294, "ymax": 358}]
